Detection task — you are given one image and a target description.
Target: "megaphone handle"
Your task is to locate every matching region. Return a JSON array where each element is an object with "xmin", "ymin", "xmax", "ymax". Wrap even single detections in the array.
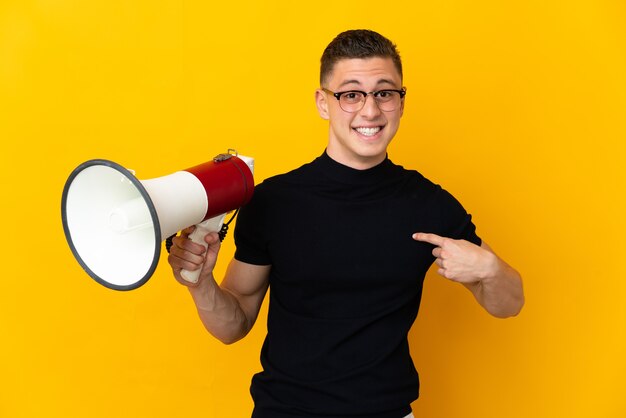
[{"xmin": 180, "ymin": 213, "xmax": 227, "ymax": 284}]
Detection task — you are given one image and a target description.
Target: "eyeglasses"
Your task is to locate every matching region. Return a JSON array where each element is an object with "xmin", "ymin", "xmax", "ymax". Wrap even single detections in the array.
[{"xmin": 322, "ymin": 87, "xmax": 406, "ymax": 112}]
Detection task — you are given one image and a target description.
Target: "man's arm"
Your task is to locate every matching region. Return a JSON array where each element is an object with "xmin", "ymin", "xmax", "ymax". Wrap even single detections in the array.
[
  {"xmin": 412, "ymin": 233, "xmax": 524, "ymax": 318},
  {"xmin": 168, "ymin": 228, "xmax": 270, "ymax": 344}
]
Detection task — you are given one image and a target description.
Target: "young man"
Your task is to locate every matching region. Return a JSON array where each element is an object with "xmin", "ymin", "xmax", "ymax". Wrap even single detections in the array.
[{"xmin": 168, "ymin": 29, "xmax": 524, "ymax": 418}]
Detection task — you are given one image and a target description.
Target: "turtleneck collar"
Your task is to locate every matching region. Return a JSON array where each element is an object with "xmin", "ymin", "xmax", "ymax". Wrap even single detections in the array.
[{"xmin": 313, "ymin": 150, "xmax": 399, "ymax": 186}]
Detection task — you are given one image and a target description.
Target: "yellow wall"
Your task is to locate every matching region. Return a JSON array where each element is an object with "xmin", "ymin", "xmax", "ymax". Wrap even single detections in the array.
[{"xmin": 1, "ymin": 0, "xmax": 625, "ymax": 417}]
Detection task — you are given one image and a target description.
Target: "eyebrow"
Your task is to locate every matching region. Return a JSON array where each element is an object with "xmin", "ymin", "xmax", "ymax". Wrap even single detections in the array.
[{"xmin": 337, "ymin": 78, "xmax": 399, "ymax": 89}]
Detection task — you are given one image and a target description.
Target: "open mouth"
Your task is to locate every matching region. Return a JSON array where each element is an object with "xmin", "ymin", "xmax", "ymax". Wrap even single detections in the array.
[{"xmin": 354, "ymin": 126, "xmax": 382, "ymax": 137}]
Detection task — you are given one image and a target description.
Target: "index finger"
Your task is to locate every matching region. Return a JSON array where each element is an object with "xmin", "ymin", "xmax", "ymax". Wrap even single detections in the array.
[
  {"xmin": 412, "ymin": 232, "xmax": 445, "ymax": 247},
  {"xmin": 179, "ymin": 225, "xmax": 196, "ymax": 238}
]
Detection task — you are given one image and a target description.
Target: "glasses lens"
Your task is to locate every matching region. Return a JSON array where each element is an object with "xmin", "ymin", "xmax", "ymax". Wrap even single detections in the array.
[
  {"xmin": 339, "ymin": 92, "xmax": 365, "ymax": 112},
  {"xmin": 376, "ymin": 91, "xmax": 401, "ymax": 111}
]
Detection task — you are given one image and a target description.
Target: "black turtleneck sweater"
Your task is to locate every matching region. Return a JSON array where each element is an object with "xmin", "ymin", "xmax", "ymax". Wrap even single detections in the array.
[{"xmin": 234, "ymin": 152, "xmax": 481, "ymax": 418}]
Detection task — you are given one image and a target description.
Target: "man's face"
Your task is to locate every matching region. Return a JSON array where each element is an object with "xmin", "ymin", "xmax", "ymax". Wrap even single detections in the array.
[{"xmin": 316, "ymin": 57, "xmax": 404, "ymax": 170}]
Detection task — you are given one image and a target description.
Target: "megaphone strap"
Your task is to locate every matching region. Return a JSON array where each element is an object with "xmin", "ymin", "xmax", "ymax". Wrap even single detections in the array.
[
  {"xmin": 165, "ymin": 234, "xmax": 176, "ymax": 253},
  {"xmin": 217, "ymin": 208, "xmax": 240, "ymax": 242}
]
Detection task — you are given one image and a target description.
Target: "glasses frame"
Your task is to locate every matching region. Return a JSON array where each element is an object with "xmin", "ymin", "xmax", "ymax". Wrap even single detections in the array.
[{"xmin": 322, "ymin": 87, "xmax": 407, "ymax": 112}]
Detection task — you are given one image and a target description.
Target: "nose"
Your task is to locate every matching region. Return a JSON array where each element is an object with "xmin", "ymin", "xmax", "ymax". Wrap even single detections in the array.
[{"xmin": 359, "ymin": 93, "xmax": 383, "ymax": 118}]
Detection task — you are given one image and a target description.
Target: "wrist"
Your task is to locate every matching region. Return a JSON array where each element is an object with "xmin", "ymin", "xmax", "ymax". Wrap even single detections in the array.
[
  {"xmin": 187, "ymin": 274, "xmax": 219, "ymax": 311},
  {"xmin": 479, "ymin": 251, "xmax": 501, "ymax": 283}
]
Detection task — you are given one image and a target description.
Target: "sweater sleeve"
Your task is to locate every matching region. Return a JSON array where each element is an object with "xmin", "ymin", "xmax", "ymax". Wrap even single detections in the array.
[
  {"xmin": 437, "ymin": 186, "xmax": 482, "ymax": 246},
  {"xmin": 233, "ymin": 184, "xmax": 272, "ymax": 266}
]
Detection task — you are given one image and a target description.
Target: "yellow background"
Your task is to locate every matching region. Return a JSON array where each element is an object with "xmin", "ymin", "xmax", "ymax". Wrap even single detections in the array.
[{"xmin": 1, "ymin": 0, "xmax": 625, "ymax": 417}]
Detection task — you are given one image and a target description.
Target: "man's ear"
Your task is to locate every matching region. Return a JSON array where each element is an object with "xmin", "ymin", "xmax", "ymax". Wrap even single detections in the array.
[{"xmin": 315, "ymin": 89, "xmax": 330, "ymax": 120}]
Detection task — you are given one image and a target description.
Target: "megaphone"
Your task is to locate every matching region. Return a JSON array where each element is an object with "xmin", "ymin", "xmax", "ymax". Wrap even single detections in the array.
[{"xmin": 61, "ymin": 150, "xmax": 254, "ymax": 291}]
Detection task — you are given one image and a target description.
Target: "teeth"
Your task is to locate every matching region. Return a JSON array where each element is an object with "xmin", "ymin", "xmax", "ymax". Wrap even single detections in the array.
[{"xmin": 355, "ymin": 127, "xmax": 381, "ymax": 136}]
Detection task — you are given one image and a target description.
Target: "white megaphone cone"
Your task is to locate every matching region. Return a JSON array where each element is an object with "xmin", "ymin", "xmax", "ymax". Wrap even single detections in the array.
[{"xmin": 61, "ymin": 150, "xmax": 254, "ymax": 291}]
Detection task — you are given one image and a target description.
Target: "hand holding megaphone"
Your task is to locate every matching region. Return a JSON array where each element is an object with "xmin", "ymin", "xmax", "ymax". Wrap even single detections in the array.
[
  {"xmin": 167, "ymin": 224, "xmax": 223, "ymax": 287},
  {"xmin": 62, "ymin": 150, "xmax": 254, "ymax": 291},
  {"xmin": 179, "ymin": 214, "xmax": 228, "ymax": 283}
]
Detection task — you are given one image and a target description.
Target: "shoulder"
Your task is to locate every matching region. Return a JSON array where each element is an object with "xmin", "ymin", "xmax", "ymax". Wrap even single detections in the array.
[
  {"xmin": 239, "ymin": 159, "xmax": 316, "ymax": 216},
  {"xmin": 253, "ymin": 158, "xmax": 320, "ymax": 195},
  {"xmin": 388, "ymin": 159, "xmax": 468, "ymax": 211},
  {"xmin": 387, "ymin": 159, "xmax": 439, "ymax": 196},
  {"xmin": 392, "ymin": 163, "xmax": 479, "ymax": 242}
]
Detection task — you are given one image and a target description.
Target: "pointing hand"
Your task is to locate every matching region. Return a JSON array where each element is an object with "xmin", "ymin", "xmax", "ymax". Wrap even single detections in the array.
[{"xmin": 412, "ymin": 232, "xmax": 497, "ymax": 284}]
